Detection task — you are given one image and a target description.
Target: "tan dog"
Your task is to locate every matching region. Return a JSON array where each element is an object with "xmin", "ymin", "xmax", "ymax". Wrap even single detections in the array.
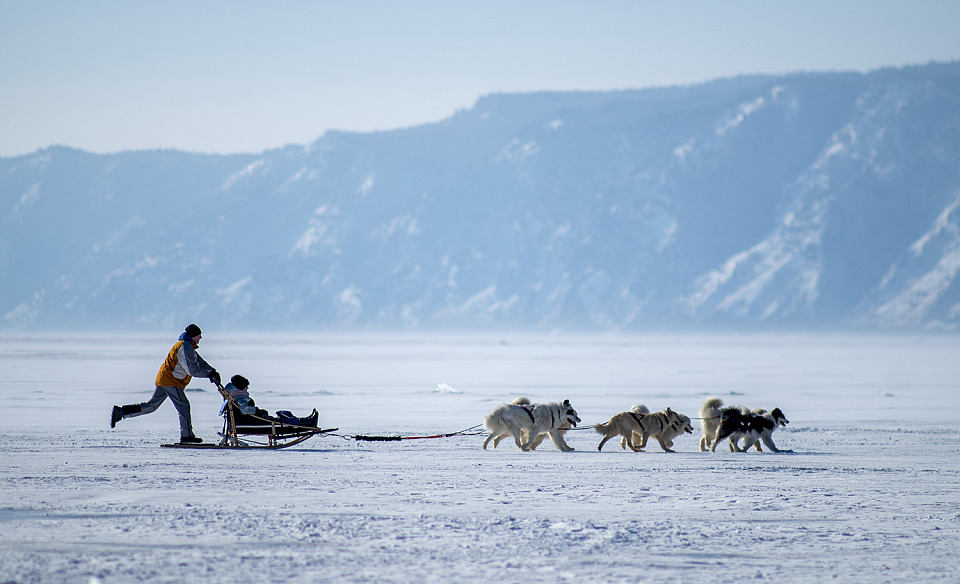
[
  {"xmin": 629, "ymin": 409, "xmax": 693, "ymax": 452},
  {"xmin": 595, "ymin": 405, "xmax": 650, "ymax": 451},
  {"xmin": 595, "ymin": 405, "xmax": 693, "ymax": 452}
]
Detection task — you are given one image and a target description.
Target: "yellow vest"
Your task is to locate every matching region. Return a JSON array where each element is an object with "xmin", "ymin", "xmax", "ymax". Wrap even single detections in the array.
[{"xmin": 155, "ymin": 340, "xmax": 192, "ymax": 388}]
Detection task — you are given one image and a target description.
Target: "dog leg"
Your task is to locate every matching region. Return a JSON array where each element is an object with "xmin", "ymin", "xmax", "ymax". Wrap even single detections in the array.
[
  {"xmin": 762, "ymin": 435, "xmax": 789, "ymax": 453},
  {"xmin": 625, "ymin": 431, "xmax": 644, "ymax": 452},
  {"xmin": 656, "ymin": 436, "xmax": 675, "ymax": 453},
  {"xmin": 701, "ymin": 427, "xmax": 719, "ymax": 451},
  {"xmin": 711, "ymin": 428, "xmax": 733, "ymax": 452},
  {"xmin": 547, "ymin": 429, "xmax": 573, "ymax": 452},
  {"xmin": 496, "ymin": 430, "xmax": 529, "ymax": 448},
  {"xmin": 621, "ymin": 436, "xmax": 640, "ymax": 451},
  {"xmin": 482, "ymin": 433, "xmax": 495, "ymax": 450},
  {"xmin": 635, "ymin": 431, "xmax": 650, "ymax": 451},
  {"xmin": 525, "ymin": 430, "xmax": 547, "ymax": 450},
  {"xmin": 598, "ymin": 434, "xmax": 613, "ymax": 451},
  {"xmin": 729, "ymin": 436, "xmax": 745, "ymax": 452},
  {"xmin": 520, "ymin": 426, "xmax": 541, "ymax": 451},
  {"xmin": 558, "ymin": 430, "xmax": 575, "ymax": 451},
  {"xmin": 512, "ymin": 427, "xmax": 528, "ymax": 451}
]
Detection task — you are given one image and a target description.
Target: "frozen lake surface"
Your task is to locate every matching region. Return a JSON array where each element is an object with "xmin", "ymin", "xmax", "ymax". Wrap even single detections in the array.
[{"xmin": 2, "ymin": 332, "xmax": 959, "ymax": 583}]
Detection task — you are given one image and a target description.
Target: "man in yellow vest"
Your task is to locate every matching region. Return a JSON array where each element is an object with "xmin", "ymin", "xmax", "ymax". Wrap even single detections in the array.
[{"xmin": 110, "ymin": 324, "xmax": 220, "ymax": 443}]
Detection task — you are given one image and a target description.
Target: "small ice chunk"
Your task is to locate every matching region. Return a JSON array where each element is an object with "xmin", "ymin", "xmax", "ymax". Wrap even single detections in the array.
[{"xmin": 435, "ymin": 382, "xmax": 462, "ymax": 394}]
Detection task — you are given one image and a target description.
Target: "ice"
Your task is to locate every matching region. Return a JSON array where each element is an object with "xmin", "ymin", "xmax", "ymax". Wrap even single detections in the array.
[{"xmin": 1, "ymin": 332, "xmax": 959, "ymax": 583}]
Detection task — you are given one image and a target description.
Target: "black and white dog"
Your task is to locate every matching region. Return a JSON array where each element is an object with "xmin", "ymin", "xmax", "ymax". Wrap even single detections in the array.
[
  {"xmin": 700, "ymin": 397, "xmax": 790, "ymax": 453},
  {"xmin": 714, "ymin": 406, "xmax": 790, "ymax": 453}
]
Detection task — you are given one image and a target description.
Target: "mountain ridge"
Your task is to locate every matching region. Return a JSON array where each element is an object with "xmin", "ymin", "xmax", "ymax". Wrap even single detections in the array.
[{"xmin": 3, "ymin": 63, "xmax": 960, "ymax": 331}]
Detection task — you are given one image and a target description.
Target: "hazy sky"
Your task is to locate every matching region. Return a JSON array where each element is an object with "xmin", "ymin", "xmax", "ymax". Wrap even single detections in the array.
[{"xmin": 2, "ymin": 1, "xmax": 959, "ymax": 157}]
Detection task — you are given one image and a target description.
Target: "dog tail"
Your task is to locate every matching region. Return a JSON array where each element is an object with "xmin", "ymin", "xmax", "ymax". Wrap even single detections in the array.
[
  {"xmin": 483, "ymin": 411, "xmax": 498, "ymax": 431},
  {"xmin": 511, "ymin": 396, "xmax": 531, "ymax": 405},
  {"xmin": 483, "ymin": 404, "xmax": 508, "ymax": 431},
  {"xmin": 700, "ymin": 396, "xmax": 724, "ymax": 419},
  {"xmin": 629, "ymin": 404, "xmax": 649, "ymax": 415},
  {"xmin": 594, "ymin": 420, "xmax": 612, "ymax": 435}
]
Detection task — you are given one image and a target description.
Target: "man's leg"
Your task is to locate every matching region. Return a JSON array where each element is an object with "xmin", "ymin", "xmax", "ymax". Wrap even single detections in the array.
[
  {"xmin": 160, "ymin": 386, "xmax": 195, "ymax": 438},
  {"xmin": 134, "ymin": 386, "xmax": 169, "ymax": 415},
  {"xmin": 113, "ymin": 386, "xmax": 168, "ymax": 427}
]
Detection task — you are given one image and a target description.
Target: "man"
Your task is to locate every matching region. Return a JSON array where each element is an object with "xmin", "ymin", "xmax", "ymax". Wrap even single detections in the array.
[{"xmin": 110, "ymin": 324, "xmax": 220, "ymax": 443}]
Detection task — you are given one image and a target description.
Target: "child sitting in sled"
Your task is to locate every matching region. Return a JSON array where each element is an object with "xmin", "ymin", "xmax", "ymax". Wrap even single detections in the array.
[{"xmin": 221, "ymin": 375, "xmax": 319, "ymax": 427}]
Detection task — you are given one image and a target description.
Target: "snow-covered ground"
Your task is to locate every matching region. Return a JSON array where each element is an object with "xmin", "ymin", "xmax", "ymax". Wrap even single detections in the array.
[{"xmin": 2, "ymin": 332, "xmax": 959, "ymax": 583}]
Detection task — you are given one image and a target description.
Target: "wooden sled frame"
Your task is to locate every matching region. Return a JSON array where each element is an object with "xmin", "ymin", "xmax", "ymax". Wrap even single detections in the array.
[{"xmin": 163, "ymin": 382, "xmax": 335, "ymax": 449}]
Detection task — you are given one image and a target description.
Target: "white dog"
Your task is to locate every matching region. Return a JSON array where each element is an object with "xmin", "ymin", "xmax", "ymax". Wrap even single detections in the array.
[
  {"xmin": 486, "ymin": 398, "xmax": 573, "ymax": 450},
  {"xmin": 483, "ymin": 398, "xmax": 581, "ymax": 451},
  {"xmin": 699, "ymin": 397, "xmax": 738, "ymax": 451}
]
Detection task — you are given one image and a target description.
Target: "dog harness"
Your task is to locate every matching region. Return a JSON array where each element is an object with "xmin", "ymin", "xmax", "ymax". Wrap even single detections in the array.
[{"xmin": 520, "ymin": 404, "xmax": 536, "ymax": 423}]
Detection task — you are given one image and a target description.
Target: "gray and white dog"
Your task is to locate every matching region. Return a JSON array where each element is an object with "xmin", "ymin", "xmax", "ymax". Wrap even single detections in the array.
[
  {"xmin": 483, "ymin": 398, "xmax": 581, "ymax": 451},
  {"xmin": 484, "ymin": 397, "xmax": 573, "ymax": 450}
]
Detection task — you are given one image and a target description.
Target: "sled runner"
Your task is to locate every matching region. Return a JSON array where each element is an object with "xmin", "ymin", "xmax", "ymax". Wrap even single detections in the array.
[{"xmin": 163, "ymin": 382, "xmax": 335, "ymax": 449}]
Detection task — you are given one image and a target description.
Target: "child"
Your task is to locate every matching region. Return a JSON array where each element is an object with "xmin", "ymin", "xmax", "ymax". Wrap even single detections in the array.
[
  {"xmin": 223, "ymin": 375, "xmax": 260, "ymax": 415},
  {"xmin": 221, "ymin": 374, "xmax": 319, "ymax": 427}
]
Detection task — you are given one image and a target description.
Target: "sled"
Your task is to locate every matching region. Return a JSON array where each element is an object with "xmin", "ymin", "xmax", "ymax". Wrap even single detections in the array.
[{"xmin": 161, "ymin": 382, "xmax": 336, "ymax": 450}]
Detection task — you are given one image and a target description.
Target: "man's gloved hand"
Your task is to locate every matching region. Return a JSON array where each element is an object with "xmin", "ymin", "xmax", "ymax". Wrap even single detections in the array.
[{"xmin": 210, "ymin": 370, "xmax": 221, "ymax": 385}]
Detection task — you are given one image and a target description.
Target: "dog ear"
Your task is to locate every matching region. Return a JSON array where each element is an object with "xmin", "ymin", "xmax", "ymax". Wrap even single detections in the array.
[{"xmin": 563, "ymin": 399, "xmax": 569, "ymax": 406}]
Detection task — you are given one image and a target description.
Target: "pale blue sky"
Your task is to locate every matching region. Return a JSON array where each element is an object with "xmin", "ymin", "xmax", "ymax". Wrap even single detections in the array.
[{"xmin": 2, "ymin": 1, "xmax": 958, "ymax": 157}]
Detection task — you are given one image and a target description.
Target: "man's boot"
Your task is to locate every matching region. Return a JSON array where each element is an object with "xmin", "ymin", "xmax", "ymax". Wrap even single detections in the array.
[{"xmin": 111, "ymin": 404, "xmax": 141, "ymax": 428}]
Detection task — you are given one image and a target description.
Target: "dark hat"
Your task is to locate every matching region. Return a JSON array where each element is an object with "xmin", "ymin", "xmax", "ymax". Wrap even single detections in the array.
[
  {"xmin": 231, "ymin": 375, "xmax": 249, "ymax": 390},
  {"xmin": 185, "ymin": 324, "xmax": 202, "ymax": 338}
]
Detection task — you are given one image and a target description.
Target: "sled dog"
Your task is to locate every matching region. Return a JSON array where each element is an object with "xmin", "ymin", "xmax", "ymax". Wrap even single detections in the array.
[
  {"xmin": 699, "ymin": 397, "xmax": 790, "ymax": 452},
  {"xmin": 483, "ymin": 398, "xmax": 581, "ymax": 451},
  {"xmin": 595, "ymin": 405, "xmax": 649, "ymax": 451},
  {"xmin": 596, "ymin": 405, "xmax": 692, "ymax": 452},
  {"xmin": 699, "ymin": 397, "xmax": 730, "ymax": 451},
  {"xmin": 486, "ymin": 398, "xmax": 570, "ymax": 450},
  {"xmin": 627, "ymin": 408, "xmax": 693, "ymax": 452},
  {"xmin": 738, "ymin": 407, "xmax": 790, "ymax": 452}
]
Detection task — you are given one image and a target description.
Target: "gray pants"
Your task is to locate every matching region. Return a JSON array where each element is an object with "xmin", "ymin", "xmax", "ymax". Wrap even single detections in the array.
[{"xmin": 125, "ymin": 385, "xmax": 194, "ymax": 438}]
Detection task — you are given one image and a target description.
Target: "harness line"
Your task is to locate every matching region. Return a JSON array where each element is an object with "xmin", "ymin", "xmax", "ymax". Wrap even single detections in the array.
[
  {"xmin": 334, "ymin": 423, "xmax": 486, "ymax": 442},
  {"xmin": 326, "ymin": 415, "xmax": 721, "ymax": 442}
]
